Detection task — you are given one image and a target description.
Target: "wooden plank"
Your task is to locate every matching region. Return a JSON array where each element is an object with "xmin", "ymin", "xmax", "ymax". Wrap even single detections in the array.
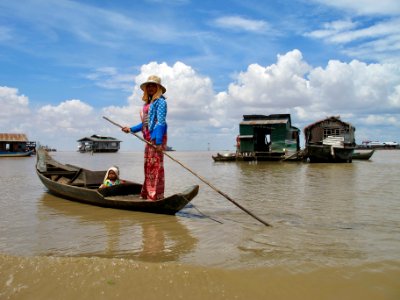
[{"xmin": 42, "ymin": 170, "xmax": 78, "ymax": 176}]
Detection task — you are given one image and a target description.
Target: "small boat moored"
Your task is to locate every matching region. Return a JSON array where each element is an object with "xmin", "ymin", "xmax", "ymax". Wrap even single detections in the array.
[
  {"xmin": 212, "ymin": 152, "xmax": 237, "ymax": 162},
  {"xmin": 0, "ymin": 133, "xmax": 35, "ymax": 157},
  {"xmin": 36, "ymin": 149, "xmax": 199, "ymax": 215},
  {"xmin": 0, "ymin": 150, "xmax": 34, "ymax": 157},
  {"xmin": 352, "ymin": 149, "xmax": 375, "ymax": 160}
]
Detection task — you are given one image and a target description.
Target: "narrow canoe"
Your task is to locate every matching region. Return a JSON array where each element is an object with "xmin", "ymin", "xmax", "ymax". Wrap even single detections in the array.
[
  {"xmin": 212, "ymin": 152, "xmax": 237, "ymax": 162},
  {"xmin": 36, "ymin": 149, "xmax": 199, "ymax": 215},
  {"xmin": 352, "ymin": 149, "xmax": 375, "ymax": 160}
]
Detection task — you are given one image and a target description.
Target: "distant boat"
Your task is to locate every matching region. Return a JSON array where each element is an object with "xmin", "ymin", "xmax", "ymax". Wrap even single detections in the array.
[
  {"xmin": 212, "ymin": 152, "xmax": 237, "ymax": 162},
  {"xmin": 0, "ymin": 150, "xmax": 34, "ymax": 157},
  {"xmin": 352, "ymin": 149, "xmax": 375, "ymax": 160},
  {"xmin": 0, "ymin": 133, "xmax": 35, "ymax": 157},
  {"xmin": 43, "ymin": 146, "xmax": 57, "ymax": 152}
]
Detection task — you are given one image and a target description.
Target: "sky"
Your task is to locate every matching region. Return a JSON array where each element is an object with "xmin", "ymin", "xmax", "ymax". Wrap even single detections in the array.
[{"xmin": 0, "ymin": 0, "xmax": 399, "ymax": 151}]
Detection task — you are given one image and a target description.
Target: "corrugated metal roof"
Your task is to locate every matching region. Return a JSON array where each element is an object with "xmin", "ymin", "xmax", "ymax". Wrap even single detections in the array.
[
  {"xmin": 0, "ymin": 133, "xmax": 29, "ymax": 142},
  {"xmin": 240, "ymin": 119, "xmax": 288, "ymax": 125},
  {"xmin": 304, "ymin": 116, "xmax": 353, "ymax": 131}
]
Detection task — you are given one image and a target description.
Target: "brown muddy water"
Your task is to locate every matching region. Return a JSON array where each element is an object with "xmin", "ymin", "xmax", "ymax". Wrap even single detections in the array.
[{"xmin": 0, "ymin": 150, "xmax": 399, "ymax": 299}]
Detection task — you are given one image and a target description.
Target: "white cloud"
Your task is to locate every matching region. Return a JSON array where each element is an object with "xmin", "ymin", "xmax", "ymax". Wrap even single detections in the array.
[
  {"xmin": 0, "ymin": 86, "xmax": 30, "ymax": 118},
  {"xmin": 312, "ymin": 0, "xmax": 400, "ymax": 15},
  {"xmin": 86, "ymin": 67, "xmax": 134, "ymax": 91},
  {"xmin": 37, "ymin": 99, "xmax": 94, "ymax": 133},
  {"xmin": 308, "ymin": 59, "xmax": 400, "ymax": 114},
  {"xmin": 211, "ymin": 50, "xmax": 312, "ymax": 125},
  {"xmin": 204, "ymin": 50, "xmax": 400, "ymax": 141},
  {"xmin": 306, "ymin": 20, "xmax": 358, "ymax": 40},
  {"xmin": 213, "ymin": 16, "xmax": 270, "ymax": 33},
  {"xmin": 306, "ymin": 16, "xmax": 400, "ymax": 63},
  {"xmin": 308, "ymin": 18, "xmax": 400, "ymax": 44},
  {"xmin": 342, "ymin": 32, "xmax": 400, "ymax": 63},
  {"xmin": 0, "ymin": 0, "xmax": 193, "ymax": 51},
  {"xmin": 0, "ymin": 86, "xmax": 32, "ymax": 135},
  {"xmin": 102, "ymin": 61, "xmax": 217, "ymax": 149},
  {"xmin": 127, "ymin": 61, "xmax": 215, "ymax": 126},
  {"xmin": 98, "ymin": 54, "xmax": 400, "ymax": 147},
  {"xmin": 2, "ymin": 50, "xmax": 399, "ymax": 150},
  {"xmin": 388, "ymin": 85, "xmax": 400, "ymax": 107},
  {"xmin": 360, "ymin": 114, "xmax": 399, "ymax": 126}
]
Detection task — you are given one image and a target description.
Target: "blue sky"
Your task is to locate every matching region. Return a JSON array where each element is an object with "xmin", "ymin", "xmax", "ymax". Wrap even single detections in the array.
[{"xmin": 1, "ymin": 0, "xmax": 399, "ymax": 151}]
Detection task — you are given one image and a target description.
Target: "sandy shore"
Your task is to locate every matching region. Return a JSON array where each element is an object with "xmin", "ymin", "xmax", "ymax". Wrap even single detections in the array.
[{"xmin": 1, "ymin": 254, "xmax": 399, "ymax": 300}]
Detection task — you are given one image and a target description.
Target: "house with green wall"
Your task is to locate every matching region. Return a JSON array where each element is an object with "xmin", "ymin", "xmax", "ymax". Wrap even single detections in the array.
[{"xmin": 238, "ymin": 114, "xmax": 300, "ymax": 160}]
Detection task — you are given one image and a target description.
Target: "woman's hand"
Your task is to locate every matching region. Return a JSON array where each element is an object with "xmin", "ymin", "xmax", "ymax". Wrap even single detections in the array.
[
  {"xmin": 154, "ymin": 144, "xmax": 163, "ymax": 152},
  {"xmin": 121, "ymin": 127, "xmax": 131, "ymax": 133}
]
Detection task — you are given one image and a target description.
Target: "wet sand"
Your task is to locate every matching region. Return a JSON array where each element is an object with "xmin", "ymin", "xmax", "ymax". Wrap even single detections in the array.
[{"xmin": 1, "ymin": 254, "xmax": 399, "ymax": 300}]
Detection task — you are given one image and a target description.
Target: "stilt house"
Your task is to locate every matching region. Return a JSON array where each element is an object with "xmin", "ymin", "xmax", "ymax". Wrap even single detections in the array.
[
  {"xmin": 238, "ymin": 114, "xmax": 300, "ymax": 160},
  {"xmin": 303, "ymin": 116, "xmax": 356, "ymax": 163},
  {"xmin": 0, "ymin": 133, "xmax": 35, "ymax": 156},
  {"xmin": 77, "ymin": 135, "xmax": 121, "ymax": 153}
]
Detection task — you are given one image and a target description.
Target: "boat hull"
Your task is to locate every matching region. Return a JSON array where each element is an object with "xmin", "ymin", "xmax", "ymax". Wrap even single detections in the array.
[
  {"xmin": 0, "ymin": 150, "xmax": 33, "ymax": 157},
  {"xmin": 352, "ymin": 150, "xmax": 375, "ymax": 160},
  {"xmin": 306, "ymin": 145, "xmax": 354, "ymax": 163},
  {"xmin": 212, "ymin": 153, "xmax": 237, "ymax": 162}
]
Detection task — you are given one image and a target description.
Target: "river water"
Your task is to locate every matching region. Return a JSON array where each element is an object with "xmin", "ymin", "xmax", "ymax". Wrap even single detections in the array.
[{"xmin": 1, "ymin": 150, "xmax": 399, "ymax": 299}]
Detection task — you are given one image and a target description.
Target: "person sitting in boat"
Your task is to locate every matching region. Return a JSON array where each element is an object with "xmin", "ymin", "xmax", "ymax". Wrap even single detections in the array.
[{"xmin": 99, "ymin": 166, "xmax": 121, "ymax": 188}]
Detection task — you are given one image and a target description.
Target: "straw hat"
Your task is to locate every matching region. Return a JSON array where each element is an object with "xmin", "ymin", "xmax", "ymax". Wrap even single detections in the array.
[{"xmin": 140, "ymin": 75, "xmax": 166, "ymax": 93}]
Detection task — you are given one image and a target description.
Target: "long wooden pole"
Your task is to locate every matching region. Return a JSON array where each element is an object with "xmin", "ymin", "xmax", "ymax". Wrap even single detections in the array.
[{"xmin": 103, "ymin": 116, "xmax": 271, "ymax": 227}]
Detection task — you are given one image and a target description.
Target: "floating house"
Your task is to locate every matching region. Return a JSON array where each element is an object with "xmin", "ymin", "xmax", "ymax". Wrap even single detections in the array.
[
  {"xmin": 77, "ymin": 135, "xmax": 121, "ymax": 153},
  {"xmin": 0, "ymin": 133, "xmax": 35, "ymax": 157},
  {"xmin": 303, "ymin": 116, "xmax": 356, "ymax": 163},
  {"xmin": 237, "ymin": 114, "xmax": 301, "ymax": 161}
]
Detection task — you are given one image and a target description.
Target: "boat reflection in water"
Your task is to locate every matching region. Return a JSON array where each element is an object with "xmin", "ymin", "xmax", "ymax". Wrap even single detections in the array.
[{"xmin": 37, "ymin": 193, "xmax": 198, "ymax": 263}]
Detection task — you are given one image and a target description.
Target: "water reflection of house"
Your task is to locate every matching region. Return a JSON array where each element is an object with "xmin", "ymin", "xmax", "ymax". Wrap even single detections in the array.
[
  {"xmin": 77, "ymin": 135, "xmax": 121, "ymax": 153},
  {"xmin": 237, "ymin": 114, "xmax": 300, "ymax": 161},
  {"xmin": 304, "ymin": 116, "xmax": 355, "ymax": 163},
  {"xmin": 0, "ymin": 133, "xmax": 36, "ymax": 157}
]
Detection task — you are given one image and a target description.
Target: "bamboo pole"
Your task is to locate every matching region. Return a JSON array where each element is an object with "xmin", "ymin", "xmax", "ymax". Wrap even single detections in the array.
[{"xmin": 103, "ymin": 116, "xmax": 271, "ymax": 227}]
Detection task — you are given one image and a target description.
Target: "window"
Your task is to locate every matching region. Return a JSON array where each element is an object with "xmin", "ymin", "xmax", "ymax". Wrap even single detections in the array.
[{"xmin": 323, "ymin": 128, "xmax": 343, "ymax": 139}]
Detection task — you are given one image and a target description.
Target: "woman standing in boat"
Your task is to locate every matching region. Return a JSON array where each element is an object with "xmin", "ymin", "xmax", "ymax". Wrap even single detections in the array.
[{"xmin": 122, "ymin": 75, "xmax": 168, "ymax": 200}]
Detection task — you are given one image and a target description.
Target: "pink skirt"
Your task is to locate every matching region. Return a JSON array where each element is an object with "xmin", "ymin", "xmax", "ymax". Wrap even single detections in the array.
[{"xmin": 141, "ymin": 135, "xmax": 167, "ymax": 200}]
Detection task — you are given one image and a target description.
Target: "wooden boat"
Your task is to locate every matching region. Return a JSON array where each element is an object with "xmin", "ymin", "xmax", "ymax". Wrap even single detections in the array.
[
  {"xmin": 212, "ymin": 152, "xmax": 237, "ymax": 162},
  {"xmin": 303, "ymin": 117, "xmax": 356, "ymax": 163},
  {"xmin": 305, "ymin": 144, "xmax": 354, "ymax": 163},
  {"xmin": 0, "ymin": 150, "xmax": 34, "ymax": 157},
  {"xmin": 36, "ymin": 149, "xmax": 199, "ymax": 215},
  {"xmin": 352, "ymin": 149, "xmax": 375, "ymax": 160}
]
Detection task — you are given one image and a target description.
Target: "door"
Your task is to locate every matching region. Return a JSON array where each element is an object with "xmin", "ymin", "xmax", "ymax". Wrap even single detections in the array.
[{"xmin": 254, "ymin": 127, "xmax": 271, "ymax": 152}]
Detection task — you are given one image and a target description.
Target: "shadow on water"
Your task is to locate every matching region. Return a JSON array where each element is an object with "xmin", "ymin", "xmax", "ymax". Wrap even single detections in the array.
[{"xmin": 37, "ymin": 193, "xmax": 198, "ymax": 263}]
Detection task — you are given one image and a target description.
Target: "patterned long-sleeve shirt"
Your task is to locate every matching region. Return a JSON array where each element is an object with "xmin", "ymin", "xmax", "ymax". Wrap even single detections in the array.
[{"xmin": 130, "ymin": 96, "xmax": 167, "ymax": 145}]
